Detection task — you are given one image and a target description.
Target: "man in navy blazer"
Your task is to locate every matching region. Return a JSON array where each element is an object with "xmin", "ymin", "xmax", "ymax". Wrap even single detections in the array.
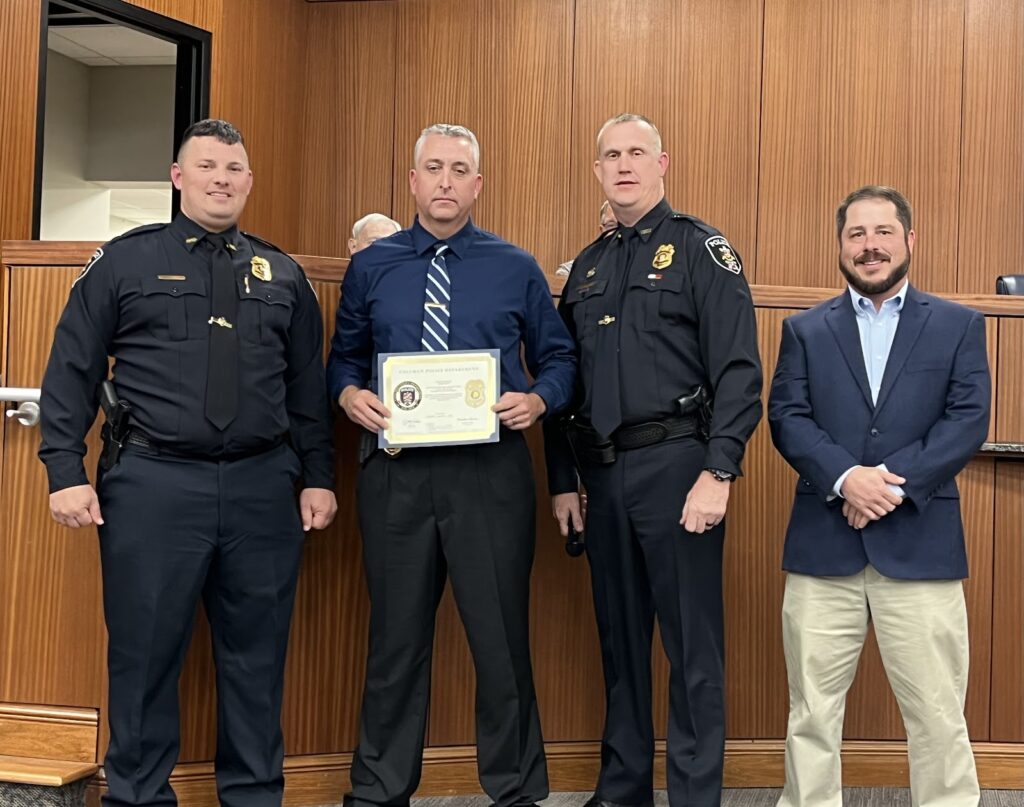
[{"xmin": 768, "ymin": 186, "xmax": 990, "ymax": 807}]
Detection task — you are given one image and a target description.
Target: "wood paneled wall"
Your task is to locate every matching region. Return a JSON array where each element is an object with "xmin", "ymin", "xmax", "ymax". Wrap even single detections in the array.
[
  {"xmin": 0, "ymin": 1, "xmax": 41, "ymax": 252},
  {"xmin": 3, "ymin": 0, "xmax": 1022, "ymax": 277},
  {"xmin": 296, "ymin": 0, "xmax": 1024, "ymax": 295},
  {"xmin": 758, "ymin": 0, "xmax": 965, "ymax": 291},
  {"xmin": 296, "ymin": 1, "xmax": 397, "ymax": 258},
  {"xmin": 959, "ymin": 0, "xmax": 1024, "ymax": 295}
]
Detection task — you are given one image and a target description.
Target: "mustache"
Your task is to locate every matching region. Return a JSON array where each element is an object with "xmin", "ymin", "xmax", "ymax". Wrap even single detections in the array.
[{"xmin": 855, "ymin": 249, "xmax": 890, "ymax": 264}]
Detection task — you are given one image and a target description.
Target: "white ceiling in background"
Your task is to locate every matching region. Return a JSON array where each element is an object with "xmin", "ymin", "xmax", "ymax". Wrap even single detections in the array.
[
  {"xmin": 109, "ymin": 187, "xmax": 172, "ymax": 224},
  {"xmin": 48, "ymin": 25, "xmax": 177, "ymax": 66}
]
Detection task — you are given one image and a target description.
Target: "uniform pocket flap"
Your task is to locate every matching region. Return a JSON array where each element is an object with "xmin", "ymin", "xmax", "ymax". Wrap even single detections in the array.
[
  {"xmin": 246, "ymin": 285, "xmax": 291, "ymax": 306},
  {"xmin": 630, "ymin": 270, "xmax": 685, "ymax": 292},
  {"xmin": 140, "ymin": 276, "xmax": 205, "ymax": 298},
  {"xmin": 564, "ymin": 278, "xmax": 609, "ymax": 304}
]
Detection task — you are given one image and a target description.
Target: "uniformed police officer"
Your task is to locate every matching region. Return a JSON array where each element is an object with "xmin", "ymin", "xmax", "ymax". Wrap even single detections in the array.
[
  {"xmin": 39, "ymin": 119, "xmax": 337, "ymax": 807},
  {"xmin": 545, "ymin": 113, "xmax": 763, "ymax": 807}
]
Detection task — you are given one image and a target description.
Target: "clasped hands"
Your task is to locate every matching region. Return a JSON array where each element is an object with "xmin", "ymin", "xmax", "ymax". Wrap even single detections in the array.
[{"xmin": 839, "ymin": 465, "xmax": 906, "ymax": 529}]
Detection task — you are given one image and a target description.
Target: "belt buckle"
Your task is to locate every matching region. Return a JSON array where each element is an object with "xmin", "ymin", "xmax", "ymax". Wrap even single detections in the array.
[{"xmin": 383, "ymin": 447, "xmax": 402, "ymax": 457}]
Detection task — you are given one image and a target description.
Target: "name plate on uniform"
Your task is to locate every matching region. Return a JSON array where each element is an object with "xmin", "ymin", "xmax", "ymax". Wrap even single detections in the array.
[{"xmin": 378, "ymin": 349, "xmax": 500, "ymax": 449}]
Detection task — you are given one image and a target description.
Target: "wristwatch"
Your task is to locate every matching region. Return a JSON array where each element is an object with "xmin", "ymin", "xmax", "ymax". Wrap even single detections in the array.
[{"xmin": 705, "ymin": 468, "xmax": 736, "ymax": 483}]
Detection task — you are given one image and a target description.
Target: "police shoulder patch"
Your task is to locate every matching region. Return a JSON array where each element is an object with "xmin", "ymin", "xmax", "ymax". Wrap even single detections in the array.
[
  {"xmin": 704, "ymin": 235, "xmax": 742, "ymax": 274},
  {"xmin": 72, "ymin": 247, "xmax": 104, "ymax": 287}
]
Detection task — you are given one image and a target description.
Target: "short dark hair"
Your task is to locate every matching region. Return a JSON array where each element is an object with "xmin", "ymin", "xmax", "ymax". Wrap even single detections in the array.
[
  {"xmin": 176, "ymin": 119, "xmax": 245, "ymax": 161},
  {"xmin": 836, "ymin": 185, "xmax": 912, "ymax": 241}
]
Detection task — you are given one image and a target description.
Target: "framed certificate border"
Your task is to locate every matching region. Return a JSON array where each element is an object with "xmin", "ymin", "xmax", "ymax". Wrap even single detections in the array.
[{"xmin": 377, "ymin": 349, "xmax": 500, "ymax": 449}]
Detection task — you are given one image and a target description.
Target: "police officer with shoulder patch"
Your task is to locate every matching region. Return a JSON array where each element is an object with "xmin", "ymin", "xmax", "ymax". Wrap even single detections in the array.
[
  {"xmin": 39, "ymin": 119, "xmax": 337, "ymax": 807},
  {"xmin": 545, "ymin": 113, "xmax": 762, "ymax": 807}
]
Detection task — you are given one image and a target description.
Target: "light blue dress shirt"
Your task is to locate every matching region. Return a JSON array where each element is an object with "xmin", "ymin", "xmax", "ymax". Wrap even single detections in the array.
[{"xmin": 832, "ymin": 280, "xmax": 909, "ymax": 498}]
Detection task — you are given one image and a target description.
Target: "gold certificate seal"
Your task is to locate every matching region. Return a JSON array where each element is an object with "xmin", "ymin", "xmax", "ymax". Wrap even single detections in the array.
[{"xmin": 465, "ymin": 379, "xmax": 486, "ymax": 408}]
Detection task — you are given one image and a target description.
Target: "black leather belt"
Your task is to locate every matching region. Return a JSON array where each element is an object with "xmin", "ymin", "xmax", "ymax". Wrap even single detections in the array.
[
  {"xmin": 125, "ymin": 429, "xmax": 285, "ymax": 462},
  {"xmin": 567, "ymin": 415, "xmax": 700, "ymax": 465},
  {"xmin": 612, "ymin": 416, "xmax": 700, "ymax": 451}
]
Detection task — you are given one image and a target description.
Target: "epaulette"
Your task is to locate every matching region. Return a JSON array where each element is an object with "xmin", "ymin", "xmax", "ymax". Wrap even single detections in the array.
[
  {"xmin": 243, "ymin": 231, "xmax": 291, "ymax": 257},
  {"xmin": 670, "ymin": 212, "xmax": 719, "ymax": 236},
  {"xmin": 107, "ymin": 222, "xmax": 166, "ymax": 245},
  {"xmin": 581, "ymin": 227, "xmax": 617, "ymax": 252}
]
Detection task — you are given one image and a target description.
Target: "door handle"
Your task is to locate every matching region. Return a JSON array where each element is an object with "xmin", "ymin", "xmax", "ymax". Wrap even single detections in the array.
[{"xmin": 1, "ymin": 387, "xmax": 42, "ymax": 428}]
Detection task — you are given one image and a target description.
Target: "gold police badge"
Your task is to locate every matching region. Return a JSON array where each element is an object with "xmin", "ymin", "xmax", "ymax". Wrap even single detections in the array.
[
  {"xmin": 465, "ymin": 379, "xmax": 486, "ymax": 408},
  {"xmin": 250, "ymin": 256, "xmax": 272, "ymax": 282},
  {"xmin": 652, "ymin": 244, "xmax": 675, "ymax": 270}
]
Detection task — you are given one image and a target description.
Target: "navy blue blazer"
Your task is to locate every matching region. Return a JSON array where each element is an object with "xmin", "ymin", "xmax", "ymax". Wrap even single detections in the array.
[{"xmin": 768, "ymin": 285, "xmax": 991, "ymax": 580}]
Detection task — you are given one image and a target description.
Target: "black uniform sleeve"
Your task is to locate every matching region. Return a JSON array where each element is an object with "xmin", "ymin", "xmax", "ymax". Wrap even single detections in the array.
[
  {"xmin": 285, "ymin": 267, "xmax": 335, "ymax": 489},
  {"xmin": 686, "ymin": 231, "xmax": 763, "ymax": 476},
  {"xmin": 38, "ymin": 251, "xmax": 119, "ymax": 493},
  {"xmin": 543, "ymin": 273, "xmax": 582, "ymax": 495}
]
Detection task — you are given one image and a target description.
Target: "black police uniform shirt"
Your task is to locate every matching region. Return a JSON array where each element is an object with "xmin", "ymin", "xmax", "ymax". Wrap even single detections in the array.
[
  {"xmin": 39, "ymin": 213, "xmax": 335, "ymax": 493},
  {"xmin": 547, "ymin": 198, "xmax": 762, "ymax": 492},
  {"xmin": 327, "ymin": 216, "xmax": 576, "ymax": 415}
]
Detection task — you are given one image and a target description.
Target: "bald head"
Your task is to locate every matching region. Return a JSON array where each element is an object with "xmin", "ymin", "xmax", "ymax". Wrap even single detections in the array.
[{"xmin": 349, "ymin": 212, "xmax": 401, "ymax": 255}]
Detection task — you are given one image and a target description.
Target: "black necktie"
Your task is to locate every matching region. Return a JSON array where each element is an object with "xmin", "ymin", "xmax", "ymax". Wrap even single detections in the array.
[
  {"xmin": 205, "ymin": 234, "xmax": 239, "ymax": 429},
  {"xmin": 589, "ymin": 226, "xmax": 637, "ymax": 439}
]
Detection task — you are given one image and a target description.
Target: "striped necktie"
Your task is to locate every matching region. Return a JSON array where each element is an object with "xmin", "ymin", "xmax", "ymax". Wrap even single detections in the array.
[{"xmin": 421, "ymin": 242, "xmax": 451, "ymax": 351}]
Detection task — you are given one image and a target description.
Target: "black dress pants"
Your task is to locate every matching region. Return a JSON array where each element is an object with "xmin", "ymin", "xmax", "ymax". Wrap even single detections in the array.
[
  {"xmin": 579, "ymin": 438, "xmax": 726, "ymax": 807},
  {"xmin": 96, "ymin": 442, "xmax": 305, "ymax": 807},
  {"xmin": 347, "ymin": 433, "xmax": 548, "ymax": 807}
]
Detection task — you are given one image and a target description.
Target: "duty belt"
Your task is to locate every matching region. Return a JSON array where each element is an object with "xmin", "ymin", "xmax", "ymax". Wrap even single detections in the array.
[
  {"xmin": 567, "ymin": 415, "xmax": 700, "ymax": 465},
  {"xmin": 612, "ymin": 416, "xmax": 700, "ymax": 450},
  {"xmin": 124, "ymin": 429, "xmax": 285, "ymax": 462}
]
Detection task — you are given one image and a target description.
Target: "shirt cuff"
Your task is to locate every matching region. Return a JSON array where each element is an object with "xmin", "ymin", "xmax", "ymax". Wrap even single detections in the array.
[
  {"xmin": 43, "ymin": 452, "xmax": 90, "ymax": 494},
  {"xmin": 702, "ymin": 437, "xmax": 742, "ymax": 478},
  {"xmin": 832, "ymin": 466, "xmax": 857, "ymax": 500},
  {"xmin": 528, "ymin": 384, "xmax": 554, "ymax": 418}
]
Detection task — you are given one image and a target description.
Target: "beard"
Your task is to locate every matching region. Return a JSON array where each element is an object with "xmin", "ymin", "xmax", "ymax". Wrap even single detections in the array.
[{"xmin": 838, "ymin": 250, "xmax": 911, "ymax": 297}]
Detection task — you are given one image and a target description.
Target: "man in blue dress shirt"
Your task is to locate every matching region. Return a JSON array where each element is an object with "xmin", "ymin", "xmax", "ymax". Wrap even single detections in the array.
[
  {"xmin": 768, "ymin": 186, "xmax": 989, "ymax": 807},
  {"xmin": 327, "ymin": 123, "xmax": 576, "ymax": 807}
]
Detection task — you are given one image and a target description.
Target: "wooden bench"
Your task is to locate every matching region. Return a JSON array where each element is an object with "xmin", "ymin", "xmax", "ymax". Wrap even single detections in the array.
[{"xmin": 0, "ymin": 755, "xmax": 98, "ymax": 805}]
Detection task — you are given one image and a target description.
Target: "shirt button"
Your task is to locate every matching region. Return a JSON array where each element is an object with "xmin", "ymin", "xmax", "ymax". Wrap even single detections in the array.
[{"xmin": 871, "ymin": 428, "xmax": 880, "ymax": 437}]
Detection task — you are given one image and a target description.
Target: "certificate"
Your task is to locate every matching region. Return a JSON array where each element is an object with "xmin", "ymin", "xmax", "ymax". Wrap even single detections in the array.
[{"xmin": 378, "ymin": 349, "xmax": 500, "ymax": 448}]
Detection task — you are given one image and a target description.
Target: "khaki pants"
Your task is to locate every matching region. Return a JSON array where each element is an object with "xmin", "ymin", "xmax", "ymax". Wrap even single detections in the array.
[{"xmin": 777, "ymin": 566, "xmax": 979, "ymax": 807}]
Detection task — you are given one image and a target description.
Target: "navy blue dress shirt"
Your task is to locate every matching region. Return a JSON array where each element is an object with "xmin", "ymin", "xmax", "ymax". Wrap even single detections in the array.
[{"xmin": 327, "ymin": 218, "xmax": 576, "ymax": 415}]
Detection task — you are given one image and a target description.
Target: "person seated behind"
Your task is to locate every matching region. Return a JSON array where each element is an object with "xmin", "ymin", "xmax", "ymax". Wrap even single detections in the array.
[{"xmin": 348, "ymin": 212, "xmax": 401, "ymax": 255}]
